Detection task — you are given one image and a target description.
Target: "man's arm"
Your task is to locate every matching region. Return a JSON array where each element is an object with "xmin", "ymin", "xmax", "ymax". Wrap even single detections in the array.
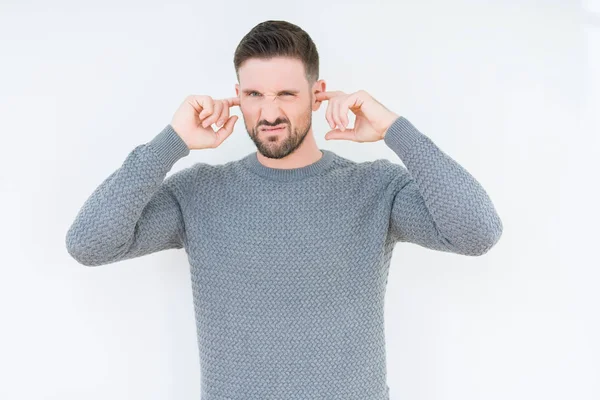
[
  {"xmin": 380, "ymin": 116, "xmax": 503, "ymax": 256},
  {"xmin": 65, "ymin": 124, "xmax": 192, "ymax": 266}
]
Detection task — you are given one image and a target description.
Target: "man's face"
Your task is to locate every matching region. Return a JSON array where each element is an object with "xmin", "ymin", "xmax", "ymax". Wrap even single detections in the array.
[{"xmin": 235, "ymin": 57, "xmax": 322, "ymax": 159}]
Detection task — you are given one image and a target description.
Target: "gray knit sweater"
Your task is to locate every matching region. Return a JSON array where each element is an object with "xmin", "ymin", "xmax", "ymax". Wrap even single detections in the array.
[{"xmin": 65, "ymin": 116, "xmax": 503, "ymax": 399}]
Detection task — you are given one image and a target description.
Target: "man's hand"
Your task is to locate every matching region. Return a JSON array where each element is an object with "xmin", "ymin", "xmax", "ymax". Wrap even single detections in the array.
[
  {"xmin": 170, "ymin": 95, "xmax": 240, "ymax": 150},
  {"xmin": 315, "ymin": 90, "xmax": 400, "ymax": 142}
]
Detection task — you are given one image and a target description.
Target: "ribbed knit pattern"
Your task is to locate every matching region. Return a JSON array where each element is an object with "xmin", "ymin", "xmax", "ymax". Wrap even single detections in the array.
[{"xmin": 66, "ymin": 116, "xmax": 503, "ymax": 399}]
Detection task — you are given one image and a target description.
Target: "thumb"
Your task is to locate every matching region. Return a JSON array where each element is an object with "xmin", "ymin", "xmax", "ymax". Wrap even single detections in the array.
[
  {"xmin": 215, "ymin": 115, "xmax": 238, "ymax": 145},
  {"xmin": 325, "ymin": 128, "xmax": 355, "ymax": 141}
]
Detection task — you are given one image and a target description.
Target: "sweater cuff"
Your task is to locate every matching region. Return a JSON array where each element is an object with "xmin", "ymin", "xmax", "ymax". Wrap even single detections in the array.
[
  {"xmin": 147, "ymin": 124, "xmax": 191, "ymax": 170},
  {"xmin": 383, "ymin": 116, "xmax": 428, "ymax": 156}
]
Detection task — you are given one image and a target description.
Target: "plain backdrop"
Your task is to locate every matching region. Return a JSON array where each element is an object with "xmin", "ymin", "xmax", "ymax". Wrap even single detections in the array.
[{"xmin": 1, "ymin": 0, "xmax": 598, "ymax": 399}]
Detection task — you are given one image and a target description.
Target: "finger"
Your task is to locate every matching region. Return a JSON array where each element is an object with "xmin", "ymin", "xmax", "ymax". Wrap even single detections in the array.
[
  {"xmin": 339, "ymin": 99, "xmax": 350, "ymax": 130},
  {"xmin": 197, "ymin": 97, "xmax": 213, "ymax": 120},
  {"xmin": 202, "ymin": 101, "xmax": 223, "ymax": 128},
  {"xmin": 325, "ymin": 98, "xmax": 335, "ymax": 129},
  {"xmin": 315, "ymin": 91, "xmax": 330, "ymax": 102},
  {"xmin": 226, "ymin": 96, "xmax": 240, "ymax": 107},
  {"xmin": 215, "ymin": 115, "xmax": 238, "ymax": 145},
  {"xmin": 344, "ymin": 91, "xmax": 363, "ymax": 112},
  {"xmin": 315, "ymin": 90, "xmax": 344, "ymax": 102},
  {"xmin": 332, "ymin": 100, "xmax": 344, "ymax": 131},
  {"xmin": 216, "ymin": 100, "xmax": 230, "ymax": 127}
]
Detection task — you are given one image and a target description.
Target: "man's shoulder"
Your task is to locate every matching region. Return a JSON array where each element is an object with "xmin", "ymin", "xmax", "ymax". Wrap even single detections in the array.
[
  {"xmin": 331, "ymin": 153, "xmax": 398, "ymax": 177},
  {"xmin": 163, "ymin": 160, "xmax": 218, "ymax": 191}
]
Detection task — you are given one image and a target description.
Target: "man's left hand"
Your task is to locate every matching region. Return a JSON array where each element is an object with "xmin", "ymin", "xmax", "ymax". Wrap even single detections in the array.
[{"xmin": 315, "ymin": 90, "xmax": 400, "ymax": 142}]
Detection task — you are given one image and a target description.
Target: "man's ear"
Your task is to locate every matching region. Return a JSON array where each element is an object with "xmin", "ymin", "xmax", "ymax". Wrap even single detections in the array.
[
  {"xmin": 312, "ymin": 79, "xmax": 326, "ymax": 111},
  {"xmin": 235, "ymin": 83, "xmax": 239, "ymax": 98}
]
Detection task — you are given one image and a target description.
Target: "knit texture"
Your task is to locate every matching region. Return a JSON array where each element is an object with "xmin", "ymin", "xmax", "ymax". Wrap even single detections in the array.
[{"xmin": 66, "ymin": 116, "xmax": 503, "ymax": 399}]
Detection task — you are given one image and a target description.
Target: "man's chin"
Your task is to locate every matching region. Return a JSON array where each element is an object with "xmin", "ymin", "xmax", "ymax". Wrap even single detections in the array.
[{"xmin": 257, "ymin": 140, "xmax": 297, "ymax": 159}]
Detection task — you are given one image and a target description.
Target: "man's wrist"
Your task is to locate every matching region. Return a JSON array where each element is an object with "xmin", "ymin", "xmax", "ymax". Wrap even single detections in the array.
[{"xmin": 380, "ymin": 113, "xmax": 401, "ymax": 140}]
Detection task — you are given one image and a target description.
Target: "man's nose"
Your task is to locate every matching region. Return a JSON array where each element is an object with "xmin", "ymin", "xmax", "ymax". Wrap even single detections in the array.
[
  {"xmin": 261, "ymin": 94, "xmax": 281, "ymax": 103},
  {"xmin": 259, "ymin": 97, "xmax": 284, "ymax": 120}
]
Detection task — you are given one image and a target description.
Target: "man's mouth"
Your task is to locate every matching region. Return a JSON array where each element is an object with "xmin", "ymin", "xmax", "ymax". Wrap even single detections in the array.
[{"xmin": 262, "ymin": 125, "xmax": 286, "ymax": 132}]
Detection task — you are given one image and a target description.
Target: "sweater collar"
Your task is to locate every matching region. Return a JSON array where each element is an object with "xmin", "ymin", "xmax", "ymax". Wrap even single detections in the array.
[{"xmin": 241, "ymin": 149, "xmax": 335, "ymax": 182}]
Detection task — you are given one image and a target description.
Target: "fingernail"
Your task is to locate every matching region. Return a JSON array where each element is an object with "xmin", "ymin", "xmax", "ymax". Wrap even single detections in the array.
[{"xmin": 218, "ymin": 120, "xmax": 224, "ymax": 126}]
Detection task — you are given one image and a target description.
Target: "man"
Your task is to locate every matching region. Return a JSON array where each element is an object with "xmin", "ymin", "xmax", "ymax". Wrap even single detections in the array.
[{"xmin": 66, "ymin": 20, "xmax": 502, "ymax": 400}]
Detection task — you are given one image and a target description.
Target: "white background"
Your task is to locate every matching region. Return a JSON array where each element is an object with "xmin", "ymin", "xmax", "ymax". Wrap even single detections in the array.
[{"xmin": 1, "ymin": 0, "xmax": 598, "ymax": 399}]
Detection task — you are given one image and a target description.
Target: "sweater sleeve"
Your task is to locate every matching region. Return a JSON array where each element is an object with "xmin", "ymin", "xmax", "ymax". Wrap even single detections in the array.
[
  {"xmin": 380, "ymin": 116, "xmax": 503, "ymax": 256},
  {"xmin": 65, "ymin": 124, "xmax": 192, "ymax": 266}
]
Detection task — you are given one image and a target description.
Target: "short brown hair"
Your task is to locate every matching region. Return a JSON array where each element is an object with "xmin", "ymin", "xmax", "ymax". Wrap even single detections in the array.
[{"xmin": 233, "ymin": 20, "xmax": 319, "ymax": 86}]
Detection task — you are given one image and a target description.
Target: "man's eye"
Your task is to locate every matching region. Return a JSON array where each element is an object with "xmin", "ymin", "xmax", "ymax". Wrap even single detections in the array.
[{"xmin": 249, "ymin": 92, "xmax": 293, "ymax": 97}]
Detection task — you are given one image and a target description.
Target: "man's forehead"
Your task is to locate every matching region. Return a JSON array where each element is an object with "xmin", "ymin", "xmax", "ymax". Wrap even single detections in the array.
[
  {"xmin": 239, "ymin": 84, "xmax": 302, "ymax": 93},
  {"xmin": 238, "ymin": 59, "xmax": 307, "ymax": 91},
  {"xmin": 239, "ymin": 75, "xmax": 304, "ymax": 91}
]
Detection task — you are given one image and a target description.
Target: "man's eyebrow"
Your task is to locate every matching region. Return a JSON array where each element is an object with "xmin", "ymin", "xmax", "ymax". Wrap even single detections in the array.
[{"xmin": 241, "ymin": 89, "xmax": 300, "ymax": 95}]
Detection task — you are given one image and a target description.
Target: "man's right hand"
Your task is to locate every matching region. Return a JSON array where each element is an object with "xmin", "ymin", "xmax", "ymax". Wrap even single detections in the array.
[{"xmin": 170, "ymin": 95, "xmax": 240, "ymax": 150}]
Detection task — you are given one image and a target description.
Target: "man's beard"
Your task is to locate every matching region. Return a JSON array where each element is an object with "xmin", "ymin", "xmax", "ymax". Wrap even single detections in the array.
[{"xmin": 247, "ymin": 107, "xmax": 312, "ymax": 160}]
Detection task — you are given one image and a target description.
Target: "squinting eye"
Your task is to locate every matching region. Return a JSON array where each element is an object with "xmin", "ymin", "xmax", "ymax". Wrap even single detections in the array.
[{"xmin": 248, "ymin": 92, "xmax": 293, "ymax": 97}]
